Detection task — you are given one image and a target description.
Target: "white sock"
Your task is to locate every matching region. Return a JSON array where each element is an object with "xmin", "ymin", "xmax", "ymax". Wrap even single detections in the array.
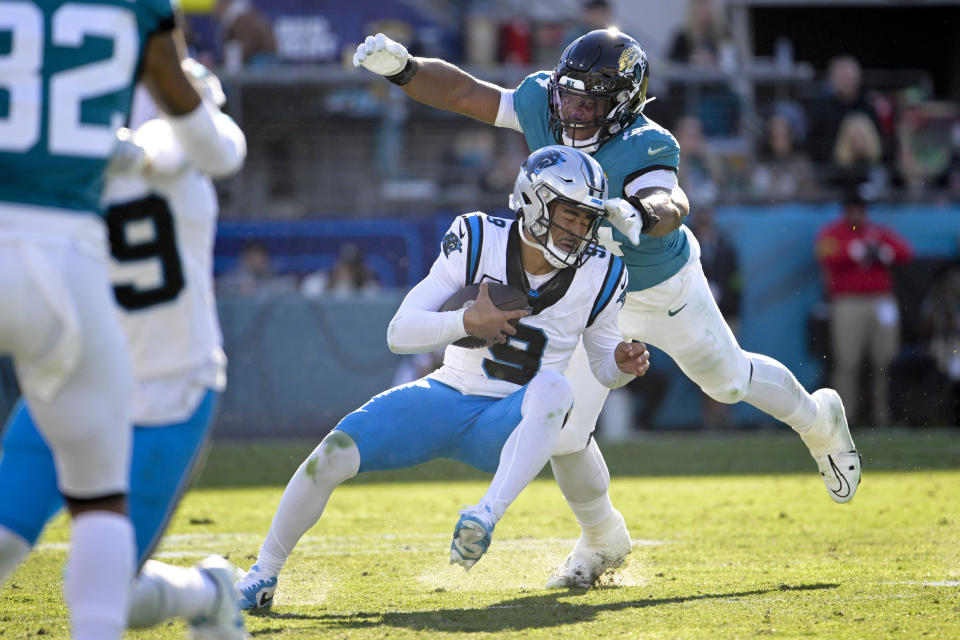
[
  {"xmin": 65, "ymin": 511, "xmax": 135, "ymax": 640},
  {"xmin": 479, "ymin": 372, "xmax": 572, "ymax": 522},
  {"xmin": 743, "ymin": 352, "xmax": 818, "ymax": 433},
  {"xmin": 257, "ymin": 433, "xmax": 359, "ymax": 576},
  {"xmin": 0, "ymin": 525, "xmax": 31, "ymax": 586},
  {"xmin": 127, "ymin": 560, "xmax": 217, "ymax": 628},
  {"xmin": 550, "ymin": 440, "xmax": 615, "ymax": 537}
]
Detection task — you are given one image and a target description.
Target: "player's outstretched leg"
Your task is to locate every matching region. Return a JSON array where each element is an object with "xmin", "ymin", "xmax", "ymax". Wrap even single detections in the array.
[
  {"xmin": 128, "ymin": 556, "xmax": 246, "ymax": 638},
  {"xmin": 450, "ymin": 371, "xmax": 573, "ymax": 570},
  {"xmin": 237, "ymin": 431, "xmax": 360, "ymax": 609},
  {"xmin": 546, "ymin": 440, "xmax": 632, "ymax": 588},
  {"xmin": 799, "ymin": 389, "xmax": 861, "ymax": 503}
]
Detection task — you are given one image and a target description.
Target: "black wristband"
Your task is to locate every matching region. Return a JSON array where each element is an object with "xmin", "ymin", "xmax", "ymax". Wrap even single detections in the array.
[
  {"xmin": 386, "ymin": 57, "xmax": 419, "ymax": 86},
  {"xmin": 626, "ymin": 196, "xmax": 661, "ymax": 234}
]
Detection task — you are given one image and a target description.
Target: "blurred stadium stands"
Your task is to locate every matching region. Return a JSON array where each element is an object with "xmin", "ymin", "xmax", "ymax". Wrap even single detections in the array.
[{"xmin": 4, "ymin": 0, "xmax": 959, "ymax": 434}]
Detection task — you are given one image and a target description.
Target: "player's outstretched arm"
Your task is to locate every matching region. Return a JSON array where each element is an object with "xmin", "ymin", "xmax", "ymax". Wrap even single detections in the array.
[
  {"xmin": 627, "ymin": 185, "xmax": 690, "ymax": 238},
  {"xmin": 139, "ymin": 29, "xmax": 246, "ymax": 178},
  {"xmin": 354, "ymin": 33, "xmax": 503, "ymax": 125}
]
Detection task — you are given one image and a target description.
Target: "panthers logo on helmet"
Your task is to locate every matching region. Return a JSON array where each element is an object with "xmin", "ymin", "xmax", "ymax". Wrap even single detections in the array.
[
  {"xmin": 442, "ymin": 231, "xmax": 462, "ymax": 257},
  {"xmin": 525, "ymin": 148, "xmax": 566, "ymax": 181}
]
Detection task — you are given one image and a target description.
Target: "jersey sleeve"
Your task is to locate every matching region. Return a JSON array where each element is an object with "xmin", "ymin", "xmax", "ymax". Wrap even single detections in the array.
[
  {"xmin": 581, "ymin": 258, "xmax": 634, "ymax": 388},
  {"xmin": 512, "ymin": 71, "xmax": 554, "ymax": 151},
  {"xmin": 619, "ymin": 124, "xmax": 680, "ymax": 190},
  {"xmin": 495, "ymin": 90, "xmax": 522, "ymax": 132},
  {"xmin": 386, "ymin": 216, "xmax": 473, "ymax": 354}
]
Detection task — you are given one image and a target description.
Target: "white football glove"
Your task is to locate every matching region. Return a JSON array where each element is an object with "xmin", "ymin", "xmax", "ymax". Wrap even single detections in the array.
[
  {"xmin": 353, "ymin": 33, "xmax": 409, "ymax": 77},
  {"xmin": 105, "ymin": 121, "xmax": 190, "ymax": 179},
  {"xmin": 105, "ymin": 127, "xmax": 148, "ymax": 177},
  {"xmin": 604, "ymin": 198, "xmax": 653, "ymax": 245}
]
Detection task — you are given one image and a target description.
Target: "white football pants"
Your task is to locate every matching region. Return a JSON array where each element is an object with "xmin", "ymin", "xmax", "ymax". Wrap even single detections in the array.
[
  {"xmin": 556, "ymin": 253, "xmax": 816, "ymax": 453},
  {"xmin": 0, "ymin": 207, "xmax": 133, "ymax": 498}
]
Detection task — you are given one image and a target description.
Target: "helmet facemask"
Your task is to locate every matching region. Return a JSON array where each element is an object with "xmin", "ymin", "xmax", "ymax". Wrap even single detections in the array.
[
  {"xmin": 509, "ymin": 147, "xmax": 608, "ymax": 269},
  {"xmin": 547, "ymin": 29, "xmax": 650, "ymax": 149},
  {"xmin": 526, "ymin": 191, "xmax": 603, "ymax": 268}
]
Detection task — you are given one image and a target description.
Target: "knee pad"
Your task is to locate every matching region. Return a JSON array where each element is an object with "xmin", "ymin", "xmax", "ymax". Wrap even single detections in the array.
[
  {"xmin": 522, "ymin": 370, "xmax": 575, "ymax": 422},
  {"xmin": 302, "ymin": 431, "xmax": 360, "ymax": 486}
]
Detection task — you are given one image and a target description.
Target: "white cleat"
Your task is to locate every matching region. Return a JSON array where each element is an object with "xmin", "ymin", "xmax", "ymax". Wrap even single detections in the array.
[
  {"xmin": 545, "ymin": 509, "xmax": 632, "ymax": 589},
  {"xmin": 236, "ymin": 564, "xmax": 278, "ymax": 611},
  {"xmin": 189, "ymin": 555, "xmax": 248, "ymax": 640},
  {"xmin": 802, "ymin": 389, "xmax": 862, "ymax": 503},
  {"xmin": 450, "ymin": 504, "xmax": 496, "ymax": 570}
]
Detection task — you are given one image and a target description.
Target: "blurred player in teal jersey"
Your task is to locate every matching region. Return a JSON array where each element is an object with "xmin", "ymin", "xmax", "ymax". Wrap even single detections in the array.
[
  {"xmin": 353, "ymin": 28, "xmax": 861, "ymax": 588},
  {"xmin": 0, "ymin": 2, "xmax": 244, "ymax": 638}
]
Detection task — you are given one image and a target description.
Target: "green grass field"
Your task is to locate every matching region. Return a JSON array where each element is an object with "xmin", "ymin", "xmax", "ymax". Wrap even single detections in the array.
[{"xmin": 2, "ymin": 428, "xmax": 958, "ymax": 639}]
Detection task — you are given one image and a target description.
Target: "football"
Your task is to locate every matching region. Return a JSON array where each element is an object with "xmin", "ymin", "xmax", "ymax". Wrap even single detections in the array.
[{"xmin": 439, "ymin": 282, "xmax": 531, "ymax": 348}]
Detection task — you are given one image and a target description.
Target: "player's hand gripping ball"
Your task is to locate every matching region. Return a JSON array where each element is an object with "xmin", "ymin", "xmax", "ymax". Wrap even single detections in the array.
[{"xmin": 440, "ymin": 282, "xmax": 531, "ymax": 348}]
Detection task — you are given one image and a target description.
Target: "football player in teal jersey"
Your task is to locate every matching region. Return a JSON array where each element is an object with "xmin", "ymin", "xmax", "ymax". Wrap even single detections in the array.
[
  {"xmin": 353, "ymin": 28, "xmax": 861, "ymax": 588},
  {"xmin": 0, "ymin": 3, "xmax": 244, "ymax": 638}
]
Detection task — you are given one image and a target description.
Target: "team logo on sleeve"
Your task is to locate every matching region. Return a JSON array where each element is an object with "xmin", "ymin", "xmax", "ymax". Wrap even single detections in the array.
[{"xmin": 442, "ymin": 231, "xmax": 462, "ymax": 257}]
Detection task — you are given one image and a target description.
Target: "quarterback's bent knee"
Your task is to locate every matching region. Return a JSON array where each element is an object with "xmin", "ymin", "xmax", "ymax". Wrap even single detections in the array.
[
  {"xmin": 302, "ymin": 432, "xmax": 360, "ymax": 486},
  {"xmin": 523, "ymin": 370, "xmax": 574, "ymax": 422}
]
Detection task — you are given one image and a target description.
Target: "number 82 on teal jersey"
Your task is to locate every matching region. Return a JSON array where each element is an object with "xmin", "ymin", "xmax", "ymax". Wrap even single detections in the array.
[{"xmin": 0, "ymin": 0, "xmax": 174, "ymax": 215}]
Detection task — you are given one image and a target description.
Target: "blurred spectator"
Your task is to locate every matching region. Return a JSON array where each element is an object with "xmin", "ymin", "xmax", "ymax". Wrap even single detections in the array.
[
  {"xmin": 828, "ymin": 112, "xmax": 888, "ymax": 195},
  {"xmin": 815, "ymin": 188, "xmax": 913, "ymax": 426},
  {"xmin": 500, "ymin": 16, "xmax": 532, "ymax": 65},
  {"xmin": 218, "ymin": 240, "xmax": 296, "ymax": 295},
  {"xmin": 667, "ymin": 2, "xmax": 739, "ymax": 135},
  {"xmin": 751, "ymin": 111, "xmax": 817, "ymax": 201},
  {"xmin": 806, "ymin": 55, "xmax": 886, "ymax": 165},
  {"xmin": 896, "ymin": 98, "xmax": 960, "ymax": 195},
  {"xmin": 919, "ymin": 261, "xmax": 960, "ymax": 425},
  {"xmin": 688, "ymin": 204, "xmax": 742, "ymax": 428},
  {"xmin": 668, "ymin": 0, "xmax": 731, "ymax": 69},
  {"xmin": 675, "ymin": 115, "xmax": 726, "ymax": 203},
  {"xmin": 563, "ymin": 0, "xmax": 614, "ymax": 46},
  {"xmin": 301, "ymin": 243, "xmax": 381, "ymax": 298},
  {"xmin": 214, "ymin": 0, "xmax": 276, "ymax": 68}
]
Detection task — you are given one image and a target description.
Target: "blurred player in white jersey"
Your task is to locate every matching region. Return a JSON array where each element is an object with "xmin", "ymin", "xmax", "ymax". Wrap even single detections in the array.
[
  {"xmin": 236, "ymin": 145, "xmax": 651, "ymax": 610},
  {"xmin": 0, "ymin": 45, "xmax": 247, "ymax": 638}
]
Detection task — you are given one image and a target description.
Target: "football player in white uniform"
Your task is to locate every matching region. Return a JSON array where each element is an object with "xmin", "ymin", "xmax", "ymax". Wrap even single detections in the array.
[
  {"xmin": 0, "ymin": 61, "xmax": 247, "ymax": 638},
  {"xmin": 235, "ymin": 146, "xmax": 651, "ymax": 610},
  {"xmin": 0, "ymin": 5, "xmax": 246, "ymax": 637}
]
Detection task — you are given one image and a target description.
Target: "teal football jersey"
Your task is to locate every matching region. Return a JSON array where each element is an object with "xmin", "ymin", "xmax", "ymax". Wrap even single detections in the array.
[
  {"xmin": 512, "ymin": 71, "xmax": 690, "ymax": 291},
  {"xmin": 0, "ymin": 0, "xmax": 175, "ymax": 216}
]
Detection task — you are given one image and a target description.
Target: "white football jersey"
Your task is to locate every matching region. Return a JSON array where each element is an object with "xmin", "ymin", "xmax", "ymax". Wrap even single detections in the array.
[
  {"xmin": 395, "ymin": 212, "xmax": 629, "ymax": 398},
  {"xmin": 101, "ymin": 91, "xmax": 225, "ymax": 425}
]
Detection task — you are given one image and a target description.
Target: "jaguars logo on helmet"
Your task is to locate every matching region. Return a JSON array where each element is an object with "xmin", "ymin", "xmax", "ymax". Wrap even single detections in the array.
[{"xmin": 548, "ymin": 29, "xmax": 651, "ymax": 148}]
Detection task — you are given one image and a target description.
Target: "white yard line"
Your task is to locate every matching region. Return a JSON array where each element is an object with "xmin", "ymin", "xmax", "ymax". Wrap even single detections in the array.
[{"xmin": 36, "ymin": 533, "xmax": 664, "ymax": 559}]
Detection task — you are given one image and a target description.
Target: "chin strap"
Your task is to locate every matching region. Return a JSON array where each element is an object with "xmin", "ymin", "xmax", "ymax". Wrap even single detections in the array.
[
  {"xmin": 560, "ymin": 129, "xmax": 600, "ymax": 154},
  {"xmin": 519, "ymin": 223, "xmax": 574, "ymax": 269}
]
